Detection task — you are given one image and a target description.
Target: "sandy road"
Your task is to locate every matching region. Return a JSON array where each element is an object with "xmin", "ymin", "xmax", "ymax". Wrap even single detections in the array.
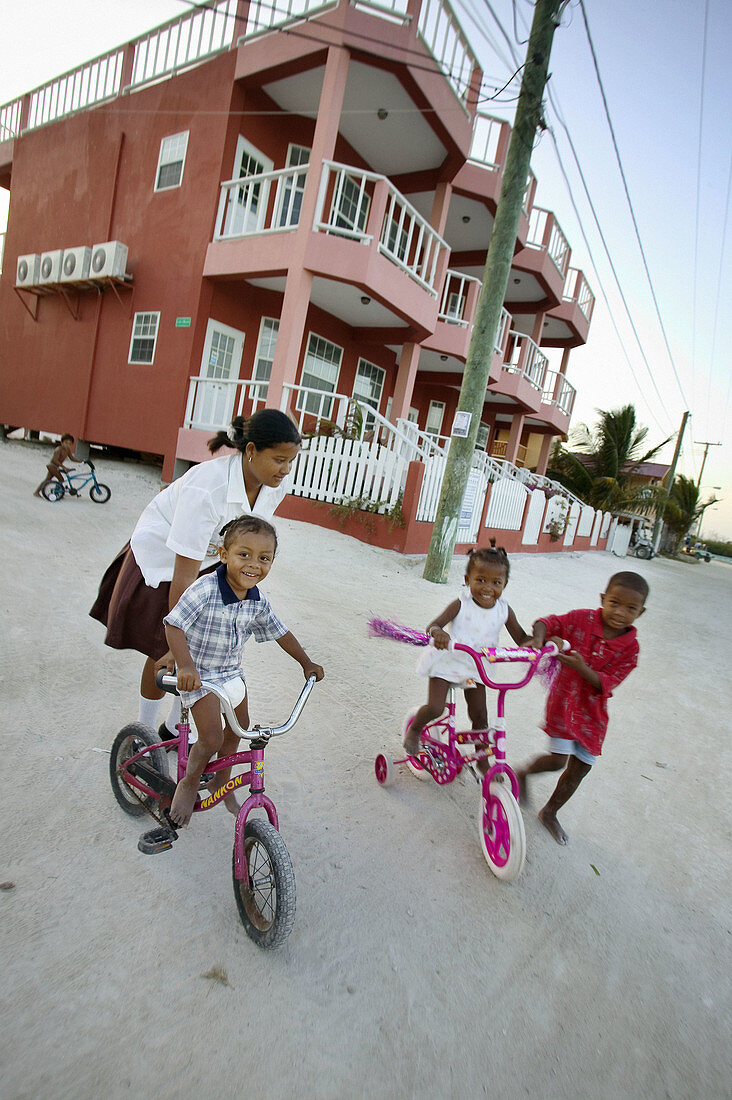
[{"xmin": 1, "ymin": 438, "xmax": 730, "ymax": 1099}]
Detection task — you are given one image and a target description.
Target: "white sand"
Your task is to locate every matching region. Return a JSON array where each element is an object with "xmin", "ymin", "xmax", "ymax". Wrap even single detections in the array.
[{"xmin": 1, "ymin": 438, "xmax": 730, "ymax": 1099}]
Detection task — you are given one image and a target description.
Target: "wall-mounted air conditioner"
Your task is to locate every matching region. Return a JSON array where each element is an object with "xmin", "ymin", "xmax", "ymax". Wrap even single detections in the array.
[
  {"xmin": 16, "ymin": 254, "xmax": 41, "ymax": 287},
  {"xmin": 90, "ymin": 240, "xmax": 128, "ymax": 278},
  {"xmin": 59, "ymin": 245, "xmax": 91, "ymax": 283},
  {"xmin": 38, "ymin": 249, "xmax": 65, "ymax": 284}
]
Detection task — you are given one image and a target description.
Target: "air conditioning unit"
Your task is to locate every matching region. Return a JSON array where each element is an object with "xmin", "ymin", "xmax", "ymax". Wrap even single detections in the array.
[
  {"xmin": 90, "ymin": 240, "xmax": 128, "ymax": 278},
  {"xmin": 16, "ymin": 254, "xmax": 41, "ymax": 287},
  {"xmin": 59, "ymin": 245, "xmax": 92, "ymax": 283},
  {"xmin": 38, "ymin": 249, "xmax": 65, "ymax": 284}
]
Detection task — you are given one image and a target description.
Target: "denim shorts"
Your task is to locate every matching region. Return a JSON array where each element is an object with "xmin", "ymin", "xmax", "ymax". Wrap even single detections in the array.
[{"xmin": 548, "ymin": 737, "xmax": 597, "ymax": 766}]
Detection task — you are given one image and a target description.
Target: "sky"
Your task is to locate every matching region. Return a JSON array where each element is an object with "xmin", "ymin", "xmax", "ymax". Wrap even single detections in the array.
[{"xmin": 2, "ymin": 0, "xmax": 731, "ymax": 539}]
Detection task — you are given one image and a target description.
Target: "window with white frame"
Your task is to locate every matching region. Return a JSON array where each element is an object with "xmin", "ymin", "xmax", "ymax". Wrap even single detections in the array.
[
  {"xmin": 298, "ymin": 334, "xmax": 343, "ymax": 418},
  {"xmin": 425, "ymin": 400, "xmax": 445, "ymax": 437},
  {"xmin": 252, "ymin": 318, "xmax": 279, "ymax": 398},
  {"xmin": 352, "ymin": 358, "xmax": 385, "ymax": 428},
  {"xmin": 330, "ymin": 174, "xmax": 370, "ymax": 235},
  {"xmin": 277, "ymin": 145, "xmax": 310, "ymax": 228},
  {"xmin": 128, "ymin": 312, "xmax": 161, "ymax": 364},
  {"xmin": 476, "ymin": 421, "xmax": 490, "ymax": 449},
  {"xmin": 155, "ymin": 132, "xmax": 189, "ymax": 191}
]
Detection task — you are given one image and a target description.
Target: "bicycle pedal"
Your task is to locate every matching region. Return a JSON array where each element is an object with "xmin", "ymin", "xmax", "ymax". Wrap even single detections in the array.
[{"xmin": 138, "ymin": 826, "xmax": 178, "ymax": 855}]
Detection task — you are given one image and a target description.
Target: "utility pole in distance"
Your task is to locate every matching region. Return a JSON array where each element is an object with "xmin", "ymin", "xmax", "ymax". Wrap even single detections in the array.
[
  {"xmin": 423, "ymin": 0, "xmax": 563, "ymax": 583},
  {"xmin": 652, "ymin": 409, "xmax": 689, "ymax": 552},
  {"xmin": 694, "ymin": 440, "xmax": 721, "ymax": 488}
]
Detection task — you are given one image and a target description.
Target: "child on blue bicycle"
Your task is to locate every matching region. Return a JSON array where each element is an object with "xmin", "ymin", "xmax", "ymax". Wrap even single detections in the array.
[
  {"xmin": 33, "ymin": 433, "xmax": 80, "ymax": 497},
  {"xmin": 164, "ymin": 515, "xmax": 324, "ymax": 827},
  {"xmin": 404, "ymin": 541, "xmax": 532, "ymax": 760}
]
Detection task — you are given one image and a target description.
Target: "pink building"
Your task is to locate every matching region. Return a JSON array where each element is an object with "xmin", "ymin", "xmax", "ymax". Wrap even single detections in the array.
[{"xmin": 0, "ymin": 0, "xmax": 601, "ymax": 554}]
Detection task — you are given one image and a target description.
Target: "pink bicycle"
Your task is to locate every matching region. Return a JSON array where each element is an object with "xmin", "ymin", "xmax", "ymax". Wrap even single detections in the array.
[
  {"xmin": 371, "ymin": 622, "xmax": 558, "ymax": 882},
  {"xmin": 109, "ymin": 672, "xmax": 316, "ymax": 948}
]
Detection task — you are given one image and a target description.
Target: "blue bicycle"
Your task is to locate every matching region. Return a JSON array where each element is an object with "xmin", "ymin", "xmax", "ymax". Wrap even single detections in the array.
[{"xmin": 42, "ymin": 459, "xmax": 111, "ymax": 503}]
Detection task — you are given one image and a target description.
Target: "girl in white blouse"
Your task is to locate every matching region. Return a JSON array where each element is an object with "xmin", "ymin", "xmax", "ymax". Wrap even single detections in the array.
[{"xmin": 90, "ymin": 409, "xmax": 301, "ymax": 736}]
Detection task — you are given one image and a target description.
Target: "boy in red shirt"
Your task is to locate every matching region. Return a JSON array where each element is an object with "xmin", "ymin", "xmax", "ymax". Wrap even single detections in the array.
[{"xmin": 518, "ymin": 571, "xmax": 648, "ymax": 845}]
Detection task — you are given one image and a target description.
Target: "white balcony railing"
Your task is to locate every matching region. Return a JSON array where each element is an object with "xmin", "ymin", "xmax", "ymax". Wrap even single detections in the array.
[
  {"xmin": 315, "ymin": 161, "xmax": 448, "ymax": 296},
  {"xmin": 438, "ymin": 270, "xmax": 481, "ymax": 325},
  {"xmin": 563, "ymin": 266, "xmax": 595, "ymax": 323},
  {"xmin": 469, "ymin": 113, "xmax": 509, "ymax": 170},
  {"xmin": 214, "ymin": 164, "xmax": 309, "ymax": 239},
  {"xmin": 243, "ymin": 0, "xmax": 337, "ymax": 39},
  {"xmin": 542, "ymin": 370, "xmax": 576, "ymax": 417},
  {"xmin": 503, "ymin": 332, "xmax": 548, "ymax": 392},
  {"xmin": 183, "ymin": 375, "xmax": 269, "ymax": 430},
  {"xmin": 527, "ymin": 207, "xmax": 570, "ymax": 279},
  {"xmin": 417, "ymin": 0, "xmax": 479, "ymax": 106},
  {"xmin": 494, "ymin": 306, "xmax": 511, "ymax": 355}
]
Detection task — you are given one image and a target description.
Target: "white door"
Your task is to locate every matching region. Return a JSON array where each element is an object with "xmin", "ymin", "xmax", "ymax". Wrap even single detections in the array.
[
  {"xmin": 225, "ymin": 137, "xmax": 273, "ymax": 236},
  {"xmin": 192, "ymin": 320, "xmax": 245, "ymax": 429}
]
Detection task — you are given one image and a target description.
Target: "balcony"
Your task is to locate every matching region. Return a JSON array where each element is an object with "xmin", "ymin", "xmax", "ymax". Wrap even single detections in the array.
[
  {"xmin": 512, "ymin": 206, "xmax": 569, "ymax": 305},
  {"xmin": 206, "ymin": 159, "xmax": 450, "ymax": 330},
  {"xmin": 423, "ymin": 278, "xmax": 510, "ymax": 379},
  {"xmin": 539, "ymin": 369, "xmax": 576, "ymax": 434},
  {"xmin": 488, "ymin": 330, "xmax": 548, "ymax": 411},
  {"xmin": 544, "ymin": 267, "xmax": 595, "ymax": 347}
]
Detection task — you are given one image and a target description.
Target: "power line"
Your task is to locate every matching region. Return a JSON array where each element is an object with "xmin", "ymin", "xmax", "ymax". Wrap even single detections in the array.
[
  {"xmin": 577, "ymin": 0, "xmax": 690, "ymax": 410},
  {"xmin": 690, "ymin": 0, "xmax": 710, "ymax": 406}
]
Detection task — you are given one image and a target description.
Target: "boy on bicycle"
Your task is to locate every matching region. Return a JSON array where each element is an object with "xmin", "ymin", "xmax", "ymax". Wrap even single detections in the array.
[
  {"xmin": 33, "ymin": 433, "xmax": 81, "ymax": 497},
  {"xmin": 518, "ymin": 571, "xmax": 648, "ymax": 846}
]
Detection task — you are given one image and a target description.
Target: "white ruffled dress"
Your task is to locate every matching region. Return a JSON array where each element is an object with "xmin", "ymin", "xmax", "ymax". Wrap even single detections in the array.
[{"xmin": 417, "ymin": 590, "xmax": 509, "ymax": 687}]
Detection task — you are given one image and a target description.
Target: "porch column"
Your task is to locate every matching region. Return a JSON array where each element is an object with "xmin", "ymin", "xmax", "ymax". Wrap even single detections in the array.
[
  {"xmin": 536, "ymin": 432, "xmax": 554, "ymax": 476},
  {"xmin": 391, "ymin": 342, "xmax": 422, "ymax": 422},
  {"xmin": 266, "ymin": 45, "xmax": 351, "ymax": 409},
  {"xmin": 504, "ymin": 413, "xmax": 525, "ymax": 465},
  {"xmin": 429, "ymin": 182, "xmax": 452, "ymax": 237},
  {"xmin": 530, "ymin": 311, "xmax": 545, "ymax": 343},
  {"xmin": 559, "ymin": 347, "xmax": 571, "ymax": 375}
]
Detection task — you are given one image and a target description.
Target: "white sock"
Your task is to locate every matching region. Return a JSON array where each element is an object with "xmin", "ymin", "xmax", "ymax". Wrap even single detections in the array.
[
  {"xmin": 165, "ymin": 696, "xmax": 182, "ymax": 735},
  {"xmin": 138, "ymin": 694, "xmax": 163, "ymax": 728}
]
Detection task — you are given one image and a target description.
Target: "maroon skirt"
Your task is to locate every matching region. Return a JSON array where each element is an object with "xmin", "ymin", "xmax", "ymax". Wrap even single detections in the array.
[{"xmin": 89, "ymin": 543, "xmax": 171, "ymax": 660}]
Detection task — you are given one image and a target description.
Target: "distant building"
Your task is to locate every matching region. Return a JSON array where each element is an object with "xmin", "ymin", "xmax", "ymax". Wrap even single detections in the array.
[{"xmin": 0, "ymin": 0, "xmax": 600, "ymax": 554}]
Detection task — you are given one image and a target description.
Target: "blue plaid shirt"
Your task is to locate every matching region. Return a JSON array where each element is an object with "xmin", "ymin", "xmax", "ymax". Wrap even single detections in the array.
[{"xmin": 164, "ymin": 565, "xmax": 288, "ymax": 698}]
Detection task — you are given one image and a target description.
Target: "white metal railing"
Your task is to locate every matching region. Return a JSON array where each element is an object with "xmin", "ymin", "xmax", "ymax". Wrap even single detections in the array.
[
  {"xmin": 183, "ymin": 376, "xmax": 269, "ymax": 430},
  {"xmin": 348, "ymin": 0, "xmax": 411, "ymax": 25},
  {"xmin": 469, "ymin": 113, "xmax": 508, "ymax": 170},
  {"xmin": 316, "ymin": 162, "xmax": 448, "ymax": 296},
  {"xmin": 0, "ymin": 96, "xmax": 23, "ymax": 141},
  {"xmin": 503, "ymin": 332, "xmax": 548, "ymax": 391},
  {"xmin": 130, "ymin": 0, "xmax": 238, "ymax": 87},
  {"xmin": 214, "ymin": 164, "xmax": 309, "ymax": 239},
  {"xmin": 417, "ymin": 0, "xmax": 479, "ymax": 106},
  {"xmin": 522, "ymin": 171, "xmax": 537, "ymax": 216},
  {"xmin": 438, "ymin": 270, "xmax": 481, "ymax": 325},
  {"xmin": 243, "ymin": 0, "xmax": 337, "ymax": 38},
  {"xmin": 527, "ymin": 207, "xmax": 570, "ymax": 279},
  {"xmin": 27, "ymin": 50, "xmax": 124, "ymax": 130},
  {"xmin": 494, "ymin": 306, "xmax": 511, "ymax": 355},
  {"xmin": 563, "ymin": 266, "xmax": 595, "ymax": 323},
  {"xmin": 542, "ymin": 370, "xmax": 576, "ymax": 417}
]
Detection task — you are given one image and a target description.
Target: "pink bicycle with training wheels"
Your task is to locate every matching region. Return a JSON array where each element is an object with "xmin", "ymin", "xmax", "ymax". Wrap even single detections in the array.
[
  {"xmin": 370, "ymin": 620, "xmax": 559, "ymax": 882},
  {"xmin": 109, "ymin": 671, "xmax": 316, "ymax": 948}
]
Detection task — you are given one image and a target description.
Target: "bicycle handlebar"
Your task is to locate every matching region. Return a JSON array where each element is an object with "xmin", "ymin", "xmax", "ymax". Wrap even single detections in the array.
[{"xmin": 154, "ymin": 671, "xmax": 317, "ymax": 741}]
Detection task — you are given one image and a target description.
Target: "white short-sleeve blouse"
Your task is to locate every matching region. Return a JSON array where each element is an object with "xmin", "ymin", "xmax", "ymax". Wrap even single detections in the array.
[{"xmin": 130, "ymin": 454, "xmax": 290, "ymax": 588}]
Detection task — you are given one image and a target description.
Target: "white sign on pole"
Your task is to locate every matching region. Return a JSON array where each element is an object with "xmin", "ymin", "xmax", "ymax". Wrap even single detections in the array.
[{"xmin": 451, "ymin": 411, "xmax": 472, "ymax": 438}]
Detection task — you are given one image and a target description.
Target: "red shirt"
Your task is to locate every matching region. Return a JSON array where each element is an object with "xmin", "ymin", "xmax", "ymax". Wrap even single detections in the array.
[{"xmin": 540, "ymin": 608, "xmax": 639, "ymax": 756}]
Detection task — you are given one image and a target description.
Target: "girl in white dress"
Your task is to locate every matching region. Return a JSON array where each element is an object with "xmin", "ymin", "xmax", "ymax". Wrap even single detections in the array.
[{"xmin": 404, "ymin": 542, "xmax": 531, "ymax": 757}]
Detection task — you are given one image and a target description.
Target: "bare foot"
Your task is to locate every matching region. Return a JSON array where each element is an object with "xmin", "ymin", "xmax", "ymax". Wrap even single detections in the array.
[
  {"xmin": 538, "ymin": 806, "xmax": 568, "ymax": 845},
  {"xmin": 170, "ymin": 776, "xmax": 199, "ymax": 826},
  {"xmin": 403, "ymin": 728, "xmax": 421, "ymax": 756}
]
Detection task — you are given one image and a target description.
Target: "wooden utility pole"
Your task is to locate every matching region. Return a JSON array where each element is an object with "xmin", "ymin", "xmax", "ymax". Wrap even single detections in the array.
[
  {"xmin": 423, "ymin": 0, "xmax": 563, "ymax": 582},
  {"xmin": 694, "ymin": 440, "xmax": 721, "ymax": 488},
  {"xmin": 652, "ymin": 410, "xmax": 689, "ymax": 551}
]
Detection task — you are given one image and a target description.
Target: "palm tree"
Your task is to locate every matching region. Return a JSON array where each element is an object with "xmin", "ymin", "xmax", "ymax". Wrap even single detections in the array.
[
  {"xmin": 661, "ymin": 475, "xmax": 719, "ymax": 552},
  {"xmin": 547, "ymin": 405, "xmax": 670, "ymax": 514}
]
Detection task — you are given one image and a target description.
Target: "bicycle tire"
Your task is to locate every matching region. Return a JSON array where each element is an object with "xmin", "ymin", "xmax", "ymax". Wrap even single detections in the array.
[
  {"xmin": 233, "ymin": 818, "xmax": 296, "ymax": 948},
  {"xmin": 478, "ymin": 782, "xmax": 526, "ymax": 882},
  {"xmin": 90, "ymin": 482, "xmax": 111, "ymax": 503},
  {"xmin": 41, "ymin": 480, "xmax": 65, "ymax": 502},
  {"xmin": 110, "ymin": 723, "xmax": 170, "ymax": 817}
]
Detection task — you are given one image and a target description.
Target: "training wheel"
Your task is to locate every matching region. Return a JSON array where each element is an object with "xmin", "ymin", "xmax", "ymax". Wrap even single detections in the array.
[{"xmin": 374, "ymin": 753, "xmax": 395, "ymax": 786}]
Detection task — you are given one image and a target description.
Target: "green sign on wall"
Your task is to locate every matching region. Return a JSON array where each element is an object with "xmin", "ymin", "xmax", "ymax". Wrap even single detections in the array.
[{"xmin": 175, "ymin": 317, "xmax": 191, "ymax": 328}]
